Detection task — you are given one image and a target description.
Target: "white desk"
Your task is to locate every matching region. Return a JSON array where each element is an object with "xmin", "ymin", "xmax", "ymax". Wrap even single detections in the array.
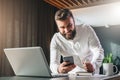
[{"xmin": 0, "ymin": 74, "xmax": 120, "ymax": 80}]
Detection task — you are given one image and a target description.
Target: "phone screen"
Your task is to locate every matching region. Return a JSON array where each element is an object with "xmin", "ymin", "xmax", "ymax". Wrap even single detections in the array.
[{"xmin": 63, "ymin": 56, "xmax": 74, "ymax": 65}]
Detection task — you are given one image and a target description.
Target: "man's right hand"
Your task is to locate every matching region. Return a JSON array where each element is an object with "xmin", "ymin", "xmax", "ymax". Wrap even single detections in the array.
[{"xmin": 58, "ymin": 61, "xmax": 76, "ymax": 73}]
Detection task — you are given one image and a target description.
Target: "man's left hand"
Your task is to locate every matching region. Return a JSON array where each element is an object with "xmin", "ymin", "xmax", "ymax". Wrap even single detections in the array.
[{"xmin": 83, "ymin": 62, "xmax": 95, "ymax": 72}]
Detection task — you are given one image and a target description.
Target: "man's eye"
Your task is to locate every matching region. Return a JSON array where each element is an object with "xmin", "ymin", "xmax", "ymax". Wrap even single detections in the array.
[
  {"xmin": 70, "ymin": 24, "xmax": 72, "ymax": 26},
  {"xmin": 68, "ymin": 24, "xmax": 72, "ymax": 27}
]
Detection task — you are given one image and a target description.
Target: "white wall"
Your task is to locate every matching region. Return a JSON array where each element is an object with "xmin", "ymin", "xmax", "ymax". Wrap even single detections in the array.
[{"xmin": 71, "ymin": 1, "xmax": 120, "ymax": 27}]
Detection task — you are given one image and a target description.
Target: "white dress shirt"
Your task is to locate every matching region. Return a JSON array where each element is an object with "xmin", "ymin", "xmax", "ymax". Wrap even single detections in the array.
[{"xmin": 50, "ymin": 24, "xmax": 104, "ymax": 74}]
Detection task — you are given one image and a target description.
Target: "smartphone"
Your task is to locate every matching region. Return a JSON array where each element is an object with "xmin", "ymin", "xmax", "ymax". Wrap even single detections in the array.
[{"xmin": 63, "ymin": 56, "xmax": 74, "ymax": 66}]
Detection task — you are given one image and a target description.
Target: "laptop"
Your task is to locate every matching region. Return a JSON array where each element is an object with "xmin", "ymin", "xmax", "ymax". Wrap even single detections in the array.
[{"xmin": 4, "ymin": 46, "xmax": 68, "ymax": 78}]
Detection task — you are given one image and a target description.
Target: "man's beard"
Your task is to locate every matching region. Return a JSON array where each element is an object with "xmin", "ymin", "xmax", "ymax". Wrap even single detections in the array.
[{"xmin": 61, "ymin": 29, "xmax": 76, "ymax": 40}]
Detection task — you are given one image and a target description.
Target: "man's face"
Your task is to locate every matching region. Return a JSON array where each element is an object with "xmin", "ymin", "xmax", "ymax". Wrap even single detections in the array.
[{"xmin": 56, "ymin": 17, "xmax": 76, "ymax": 40}]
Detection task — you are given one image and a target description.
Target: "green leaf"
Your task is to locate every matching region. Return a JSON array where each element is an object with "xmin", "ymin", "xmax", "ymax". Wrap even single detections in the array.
[{"xmin": 103, "ymin": 52, "xmax": 113, "ymax": 63}]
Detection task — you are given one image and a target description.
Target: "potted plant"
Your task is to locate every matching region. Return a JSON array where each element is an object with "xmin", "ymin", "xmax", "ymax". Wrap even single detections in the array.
[{"xmin": 102, "ymin": 53, "xmax": 118, "ymax": 75}]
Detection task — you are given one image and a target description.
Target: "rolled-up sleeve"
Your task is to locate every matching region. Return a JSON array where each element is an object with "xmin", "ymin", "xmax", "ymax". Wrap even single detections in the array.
[{"xmin": 88, "ymin": 26, "xmax": 104, "ymax": 74}]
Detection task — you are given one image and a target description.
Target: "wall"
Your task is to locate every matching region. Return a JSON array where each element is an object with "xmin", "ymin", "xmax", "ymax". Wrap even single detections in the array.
[
  {"xmin": 71, "ymin": 1, "xmax": 120, "ymax": 26},
  {"xmin": 0, "ymin": 0, "xmax": 57, "ymax": 76},
  {"xmin": 93, "ymin": 26, "xmax": 120, "ymax": 73}
]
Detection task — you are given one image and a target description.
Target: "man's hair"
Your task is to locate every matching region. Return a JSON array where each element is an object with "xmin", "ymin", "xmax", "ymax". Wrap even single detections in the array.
[{"xmin": 55, "ymin": 9, "xmax": 74, "ymax": 21}]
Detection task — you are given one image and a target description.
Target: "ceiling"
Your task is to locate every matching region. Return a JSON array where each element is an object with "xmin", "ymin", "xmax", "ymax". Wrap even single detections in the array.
[{"xmin": 44, "ymin": 0, "xmax": 120, "ymax": 9}]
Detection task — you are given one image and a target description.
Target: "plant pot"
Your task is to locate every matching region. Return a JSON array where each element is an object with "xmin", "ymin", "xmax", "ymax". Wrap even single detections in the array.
[{"xmin": 103, "ymin": 63, "xmax": 118, "ymax": 76}]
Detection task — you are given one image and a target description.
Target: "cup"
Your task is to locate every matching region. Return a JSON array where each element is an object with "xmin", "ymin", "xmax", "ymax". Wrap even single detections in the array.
[{"xmin": 103, "ymin": 63, "xmax": 118, "ymax": 76}]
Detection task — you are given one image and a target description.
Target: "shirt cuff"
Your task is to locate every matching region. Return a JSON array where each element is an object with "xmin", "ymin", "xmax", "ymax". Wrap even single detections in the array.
[{"xmin": 50, "ymin": 64, "xmax": 59, "ymax": 74}]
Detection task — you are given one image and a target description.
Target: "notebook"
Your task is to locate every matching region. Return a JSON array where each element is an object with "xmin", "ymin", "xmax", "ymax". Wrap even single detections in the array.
[
  {"xmin": 76, "ymin": 71, "xmax": 93, "ymax": 76},
  {"xmin": 4, "ymin": 46, "xmax": 68, "ymax": 78}
]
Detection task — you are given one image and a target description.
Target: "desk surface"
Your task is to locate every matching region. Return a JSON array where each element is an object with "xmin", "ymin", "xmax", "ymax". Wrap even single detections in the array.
[{"xmin": 0, "ymin": 74, "xmax": 120, "ymax": 80}]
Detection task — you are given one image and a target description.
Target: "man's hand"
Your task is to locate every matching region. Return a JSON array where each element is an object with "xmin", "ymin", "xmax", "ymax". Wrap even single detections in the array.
[
  {"xmin": 58, "ymin": 61, "xmax": 76, "ymax": 73},
  {"xmin": 83, "ymin": 62, "xmax": 95, "ymax": 72}
]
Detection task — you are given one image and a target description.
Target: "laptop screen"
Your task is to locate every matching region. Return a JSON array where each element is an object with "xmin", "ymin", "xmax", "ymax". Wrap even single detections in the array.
[{"xmin": 4, "ymin": 47, "xmax": 52, "ymax": 77}]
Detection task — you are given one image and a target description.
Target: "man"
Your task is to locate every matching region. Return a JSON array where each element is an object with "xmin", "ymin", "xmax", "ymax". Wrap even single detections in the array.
[{"xmin": 50, "ymin": 9, "xmax": 104, "ymax": 74}]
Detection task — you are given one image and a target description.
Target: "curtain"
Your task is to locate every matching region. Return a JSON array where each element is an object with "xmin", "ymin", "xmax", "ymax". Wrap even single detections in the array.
[{"xmin": 0, "ymin": 0, "xmax": 57, "ymax": 76}]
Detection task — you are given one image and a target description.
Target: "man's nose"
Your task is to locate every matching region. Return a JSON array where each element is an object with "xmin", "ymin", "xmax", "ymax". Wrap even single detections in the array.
[{"xmin": 65, "ymin": 27, "xmax": 70, "ymax": 32}]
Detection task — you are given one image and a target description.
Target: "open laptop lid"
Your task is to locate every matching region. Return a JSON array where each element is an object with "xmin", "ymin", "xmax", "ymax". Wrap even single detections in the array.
[{"xmin": 4, "ymin": 47, "xmax": 52, "ymax": 77}]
